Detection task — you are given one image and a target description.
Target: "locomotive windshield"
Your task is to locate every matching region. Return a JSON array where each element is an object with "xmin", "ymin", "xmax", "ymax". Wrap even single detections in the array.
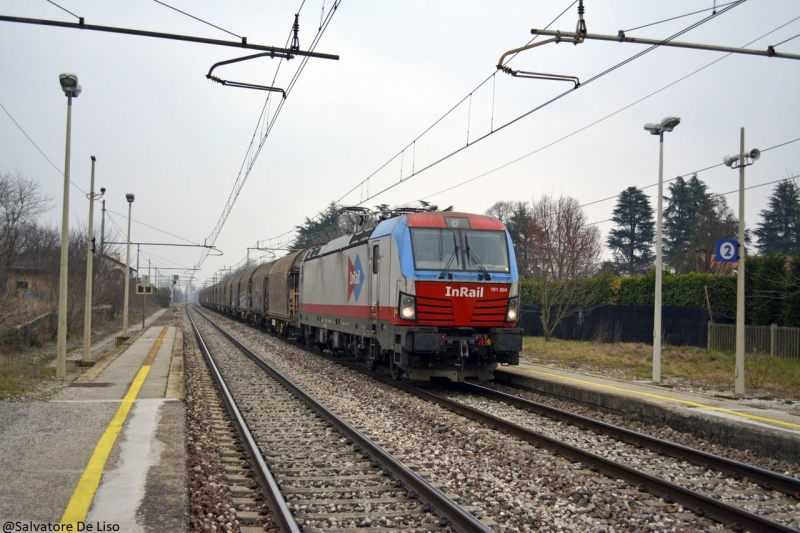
[
  {"xmin": 409, "ymin": 228, "xmax": 459, "ymax": 270},
  {"xmin": 410, "ymin": 228, "xmax": 510, "ymax": 273}
]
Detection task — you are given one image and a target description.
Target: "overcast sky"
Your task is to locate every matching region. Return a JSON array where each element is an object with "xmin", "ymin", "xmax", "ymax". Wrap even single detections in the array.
[{"xmin": 1, "ymin": 0, "xmax": 798, "ymax": 291}]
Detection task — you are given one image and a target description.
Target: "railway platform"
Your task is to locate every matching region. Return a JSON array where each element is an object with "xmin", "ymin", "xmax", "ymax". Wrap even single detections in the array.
[
  {"xmin": 0, "ymin": 310, "xmax": 186, "ymax": 532},
  {"xmin": 495, "ymin": 362, "xmax": 800, "ymax": 461}
]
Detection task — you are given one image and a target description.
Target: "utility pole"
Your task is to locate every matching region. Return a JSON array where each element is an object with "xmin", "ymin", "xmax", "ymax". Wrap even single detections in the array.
[{"xmin": 100, "ymin": 199, "xmax": 106, "ymax": 256}]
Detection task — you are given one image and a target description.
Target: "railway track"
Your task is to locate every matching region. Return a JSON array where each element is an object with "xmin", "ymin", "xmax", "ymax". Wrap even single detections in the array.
[
  {"xmin": 188, "ymin": 306, "xmax": 494, "ymax": 532},
  {"xmin": 428, "ymin": 384, "xmax": 800, "ymax": 532},
  {"xmin": 194, "ymin": 306, "xmax": 800, "ymax": 531}
]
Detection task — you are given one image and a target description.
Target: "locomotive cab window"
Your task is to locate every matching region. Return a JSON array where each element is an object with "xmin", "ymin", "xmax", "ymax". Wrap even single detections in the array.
[
  {"xmin": 465, "ymin": 231, "xmax": 510, "ymax": 272},
  {"xmin": 410, "ymin": 228, "xmax": 458, "ymax": 270},
  {"xmin": 411, "ymin": 227, "xmax": 509, "ymax": 273}
]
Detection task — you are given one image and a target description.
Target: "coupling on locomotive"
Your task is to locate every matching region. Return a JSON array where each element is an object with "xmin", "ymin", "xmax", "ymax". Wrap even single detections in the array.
[{"xmin": 199, "ymin": 210, "xmax": 523, "ymax": 382}]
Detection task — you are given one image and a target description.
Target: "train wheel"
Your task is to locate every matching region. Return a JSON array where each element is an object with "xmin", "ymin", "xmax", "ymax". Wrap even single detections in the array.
[{"xmin": 367, "ymin": 357, "xmax": 378, "ymax": 372}]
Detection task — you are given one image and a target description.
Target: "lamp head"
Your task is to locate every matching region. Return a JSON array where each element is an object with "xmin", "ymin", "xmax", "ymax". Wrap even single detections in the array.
[
  {"xmin": 59, "ymin": 73, "xmax": 81, "ymax": 97},
  {"xmin": 91, "ymin": 155, "xmax": 96, "ymax": 162},
  {"xmin": 126, "ymin": 193, "xmax": 135, "ymax": 204},
  {"xmin": 644, "ymin": 117, "xmax": 680, "ymax": 135},
  {"xmin": 100, "ymin": 187, "xmax": 106, "ymax": 195},
  {"xmin": 644, "ymin": 123, "xmax": 661, "ymax": 135},
  {"xmin": 660, "ymin": 116, "xmax": 681, "ymax": 132}
]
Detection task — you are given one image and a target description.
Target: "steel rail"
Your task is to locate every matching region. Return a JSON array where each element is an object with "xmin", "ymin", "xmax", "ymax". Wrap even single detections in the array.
[
  {"xmin": 0, "ymin": 15, "xmax": 339, "ymax": 60},
  {"xmin": 405, "ymin": 384, "xmax": 798, "ymax": 533},
  {"xmin": 195, "ymin": 305, "xmax": 798, "ymax": 531},
  {"xmin": 292, "ymin": 350, "xmax": 798, "ymax": 532},
  {"xmin": 192, "ymin": 306, "xmax": 493, "ymax": 533},
  {"xmin": 187, "ymin": 309, "xmax": 300, "ymax": 533},
  {"xmin": 463, "ymin": 382, "xmax": 800, "ymax": 500}
]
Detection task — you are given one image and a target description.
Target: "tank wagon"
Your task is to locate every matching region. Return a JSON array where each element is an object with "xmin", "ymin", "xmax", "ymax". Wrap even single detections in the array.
[{"xmin": 200, "ymin": 211, "xmax": 522, "ymax": 381}]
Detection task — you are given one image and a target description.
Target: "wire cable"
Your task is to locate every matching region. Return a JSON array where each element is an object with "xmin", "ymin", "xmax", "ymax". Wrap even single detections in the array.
[
  {"xmin": 333, "ymin": 1, "xmax": 578, "ymax": 207},
  {"xmin": 105, "ymin": 209, "xmax": 200, "ymax": 244},
  {"xmin": 416, "ymin": 6, "xmax": 793, "ymax": 207},
  {"xmin": 255, "ymin": 2, "xmax": 794, "ymax": 263},
  {"xmin": 346, "ymin": 2, "xmax": 745, "ymax": 209},
  {"xmin": 0, "ymin": 100, "xmax": 87, "ymax": 194},
  {"xmin": 772, "ymin": 31, "xmax": 800, "ymax": 47},
  {"xmin": 255, "ymin": 1, "xmax": 579, "ymax": 252},
  {"xmin": 44, "ymin": 0, "xmax": 81, "ymax": 21},
  {"xmin": 194, "ymin": 0, "xmax": 341, "ymax": 270},
  {"xmin": 622, "ymin": 2, "xmax": 738, "ymax": 33},
  {"xmin": 153, "ymin": 0, "xmax": 243, "ymax": 39}
]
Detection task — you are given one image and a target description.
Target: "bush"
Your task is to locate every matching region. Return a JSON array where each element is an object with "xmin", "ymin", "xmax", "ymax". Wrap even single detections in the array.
[{"xmin": 519, "ymin": 262, "xmax": 797, "ymax": 326}]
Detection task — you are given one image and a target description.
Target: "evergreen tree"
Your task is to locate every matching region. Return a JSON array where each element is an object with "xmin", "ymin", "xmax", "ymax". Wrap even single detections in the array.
[
  {"xmin": 754, "ymin": 179, "xmax": 800, "ymax": 255},
  {"xmin": 290, "ymin": 202, "xmax": 344, "ymax": 251},
  {"xmin": 506, "ymin": 202, "xmax": 533, "ymax": 277},
  {"xmin": 746, "ymin": 254, "xmax": 786, "ymax": 326},
  {"xmin": 782, "ymin": 256, "xmax": 800, "ymax": 327},
  {"xmin": 663, "ymin": 174, "xmax": 711, "ymax": 273},
  {"xmin": 606, "ymin": 186, "xmax": 654, "ymax": 276}
]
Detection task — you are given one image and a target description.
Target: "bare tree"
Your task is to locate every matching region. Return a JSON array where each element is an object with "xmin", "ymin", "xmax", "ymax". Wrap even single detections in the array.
[
  {"xmin": 692, "ymin": 195, "xmax": 739, "ymax": 274},
  {"xmin": 520, "ymin": 195, "xmax": 605, "ymax": 341},
  {"xmin": 484, "ymin": 201, "xmax": 521, "ymax": 224},
  {"xmin": 0, "ymin": 170, "xmax": 53, "ymax": 278}
]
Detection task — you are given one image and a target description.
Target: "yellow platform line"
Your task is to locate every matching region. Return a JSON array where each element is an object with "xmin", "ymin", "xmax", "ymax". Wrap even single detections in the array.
[
  {"xmin": 60, "ymin": 326, "xmax": 169, "ymax": 525},
  {"xmin": 520, "ymin": 366, "xmax": 800, "ymax": 430}
]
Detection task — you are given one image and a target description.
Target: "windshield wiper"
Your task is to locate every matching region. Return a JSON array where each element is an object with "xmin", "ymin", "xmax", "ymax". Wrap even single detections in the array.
[
  {"xmin": 438, "ymin": 246, "xmax": 459, "ymax": 279},
  {"xmin": 466, "ymin": 238, "xmax": 491, "ymax": 280}
]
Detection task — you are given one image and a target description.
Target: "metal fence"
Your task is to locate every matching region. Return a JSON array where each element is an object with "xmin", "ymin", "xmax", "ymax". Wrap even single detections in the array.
[{"xmin": 708, "ymin": 323, "xmax": 800, "ymax": 359}]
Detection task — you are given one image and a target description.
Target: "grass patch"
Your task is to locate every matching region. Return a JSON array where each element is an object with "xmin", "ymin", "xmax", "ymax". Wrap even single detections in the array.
[
  {"xmin": 521, "ymin": 336, "xmax": 800, "ymax": 399},
  {"xmin": 0, "ymin": 352, "xmax": 55, "ymax": 400}
]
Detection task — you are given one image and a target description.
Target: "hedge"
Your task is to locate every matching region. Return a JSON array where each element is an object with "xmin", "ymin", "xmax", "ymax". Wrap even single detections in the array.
[{"xmin": 519, "ymin": 255, "xmax": 799, "ymax": 327}]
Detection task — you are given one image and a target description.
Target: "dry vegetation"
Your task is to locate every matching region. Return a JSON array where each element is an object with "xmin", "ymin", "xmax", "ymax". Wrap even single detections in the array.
[{"xmin": 521, "ymin": 336, "xmax": 800, "ymax": 400}]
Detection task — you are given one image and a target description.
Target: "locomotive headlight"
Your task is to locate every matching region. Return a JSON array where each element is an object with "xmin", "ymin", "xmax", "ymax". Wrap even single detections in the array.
[
  {"xmin": 399, "ymin": 292, "xmax": 416, "ymax": 320},
  {"xmin": 506, "ymin": 296, "xmax": 519, "ymax": 322}
]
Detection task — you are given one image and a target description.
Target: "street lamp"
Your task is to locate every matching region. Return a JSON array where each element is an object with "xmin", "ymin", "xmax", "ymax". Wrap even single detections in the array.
[
  {"xmin": 56, "ymin": 73, "xmax": 82, "ymax": 379},
  {"xmin": 82, "ymin": 157, "xmax": 104, "ymax": 364},
  {"xmin": 644, "ymin": 116, "xmax": 681, "ymax": 384},
  {"xmin": 122, "ymin": 193, "xmax": 135, "ymax": 337},
  {"xmin": 723, "ymin": 127, "xmax": 760, "ymax": 395}
]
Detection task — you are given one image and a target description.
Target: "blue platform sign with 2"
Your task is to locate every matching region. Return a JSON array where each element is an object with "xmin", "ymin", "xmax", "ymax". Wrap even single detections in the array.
[{"xmin": 716, "ymin": 239, "xmax": 738, "ymax": 262}]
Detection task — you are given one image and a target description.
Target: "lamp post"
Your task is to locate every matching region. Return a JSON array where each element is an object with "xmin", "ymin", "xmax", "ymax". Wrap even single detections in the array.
[
  {"xmin": 723, "ymin": 127, "xmax": 760, "ymax": 395},
  {"xmin": 56, "ymin": 73, "xmax": 82, "ymax": 379},
  {"xmin": 122, "ymin": 193, "xmax": 135, "ymax": 337},
  {"xmin": 82, "ymin": 157, "xmax": 104, "ymax": 364},
  {"xmin": 644, "ymin": 116, "xmax": 681, "ymax": 384}
]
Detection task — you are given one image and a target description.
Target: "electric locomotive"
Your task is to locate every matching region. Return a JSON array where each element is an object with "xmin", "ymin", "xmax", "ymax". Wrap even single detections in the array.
[{"xmin": 298, "ymin": 211, "xmax": 522, "ymax": 381}]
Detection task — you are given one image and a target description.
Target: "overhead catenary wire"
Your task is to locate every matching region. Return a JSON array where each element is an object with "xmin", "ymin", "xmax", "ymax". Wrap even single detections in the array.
[
  {"xmin": 415, "ymin": 10, "xmax": 796, "ymax": 207},
  {"xmin": 250, "ymin": 136, "xmax": 799, "ymax": 253},
  {"xmin": 0, "ymin": 100, "xmax": 86, "ymax": 194},
  {"xmin": 582, "ymin": 173, "xmax": 800, "ymax": 228},
  {"xmin": 347, "ymin": 1, "xmax": 745, "ymax": 209},
  {"xmin": 256, "ymin": 1, "xmax": 579, "ymax": 251},
  {"xmin": 153, "ymin": 0, "xmax": 243, "ymax": 39},
  {"xmin": 194, "ymin": 0, "xmax": 341, "ymax": 271},
  {"xmin": 332, "ymin": 1, "xmax": 578, "ymax": 208},
  {"xmin": 622, "ymin": 1, "xmax": 738, "ymax": 34},
  {"xmin": 772, "ymin": 31, "xmax": 800, "ymax": 48},
  {"xmin": 106, "ymin": 209, "xmax": 200, "ymax": 245},
  {"xmin": 44, "ymin": 0, "xmax": 81, "ymax": 21},
  {"xmin": 212, "ymin": 2, "xmax": 794, "ymax": 277}
]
